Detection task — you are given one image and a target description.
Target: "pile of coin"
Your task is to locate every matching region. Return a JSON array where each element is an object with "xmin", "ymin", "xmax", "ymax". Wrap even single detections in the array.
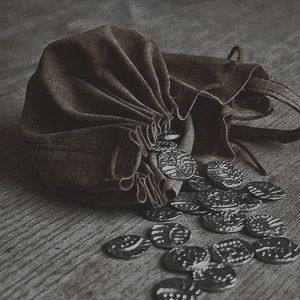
[{"xmin": 103, "ymin": 131, "xmax": 299, "ymax": 299}]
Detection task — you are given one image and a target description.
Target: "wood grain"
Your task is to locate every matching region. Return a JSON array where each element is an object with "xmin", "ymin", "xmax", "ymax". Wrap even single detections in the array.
[{"xmin": 0, "ymin": 1, "xmax": 299, "ymax": 299}]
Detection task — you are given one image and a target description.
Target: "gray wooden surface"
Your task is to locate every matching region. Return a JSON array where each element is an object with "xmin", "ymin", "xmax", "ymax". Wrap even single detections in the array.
[{"xmin": 1, "ymin": 1, "xmax": 300, "ymax": 299}]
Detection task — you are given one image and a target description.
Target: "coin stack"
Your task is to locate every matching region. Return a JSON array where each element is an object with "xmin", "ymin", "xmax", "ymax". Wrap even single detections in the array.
[{"xmin": 103, "ymin": 131, "xmax": 299, "ymax": 299}]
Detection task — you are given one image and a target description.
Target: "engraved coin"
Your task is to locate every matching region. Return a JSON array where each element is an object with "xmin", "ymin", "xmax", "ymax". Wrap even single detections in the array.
[
  {"xmin": 164, "ymin": 246, "xmax": 210, "ymax": 272},
  {"xmin": 245, "ymin": 181, "xmax": 285, "ymax": 201},
  {"xmin": 153, "ymin": 277, "xmax": 202, "ymax": 300},
  {"xmin": 103, "ymin": 235, "xmax": 152, "ymax": 259},
  {"xmin": 151, "ymin": 140, "xmax": 177, "ymax": 152},
  {"xmin": 158, "ymin": 149, "xmax": 197, "ymax": 180},
  {"xmin": 168, "ymin": 192, "xmax": 201, "ymax": 213},
  {"xmin": 210, "ymin": 238, "xmax": 254, "ymax": 266},
  {"xmin": 193, "ymin": 262, "xmax": 237, "ymax": 292},
  {"xmin": 253, "ymin": 237, "xmax": 300, "ymax": 264},
  {"xmin": 245, "ymin": 214, "xmax": 286, "ymax": 238},
  {"xmin": 145, "ymin": 206, "xmax": 182, "ymax": 222},
  {"xmin": 158, "ymin": 130, "xmax": 180, "ymax": 141},
  {"xmin": 201, "ymin": 211, "xmax": 246, "ymax": 233},
  {"xmin": 197, "ymin": 189, "xmax": 240, "ymax": 212},
  {"xmin": 237, "ymin": 190, "xmax": 262, "ymax": 213},
  {"xmin": 150, "ymin": 223, "xmax": 191, "ymax": 249},
  {"xmin": 206, "ymin": 160, "xmax": 244, "ymax": 189},
  {"xmin": 187, "ymin": 204, "xmax": 210, "ymax": 216},
  {"xmin": 187, "ymin": 175, "xmax": 214, "ymax": 191}
]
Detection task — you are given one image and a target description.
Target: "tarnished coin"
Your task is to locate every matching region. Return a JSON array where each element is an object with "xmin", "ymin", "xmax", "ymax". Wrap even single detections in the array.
[
  {"xmin": 237, "ymin": 190, "xmax": 262, "ymax": 213},
  {"xmin": 168, "ymin": 192, "xmax": 201, "ymax": 213},
  {"xmin": 197, "ymin": 189, "xmax": 240, "ymax": 212},
  {"xmin": 210, "ymin": 238, "xmax": 254, "ymax": 266},
  {"xmin": 103, "ymin": 235, "xmax": 152, "ymax": 259},
  {"xmin": 245, "ymin": 214, "xmax": 286, "ymax": 238},
  {"xmin": 193, "ymin": 262, "xmax": 237, "ymax": 292},
  {"xmin": 201, "ymin": 211, "xmax": 246, "ymax": 233},
  {"xmin": 151, "ymin": 140, "xmax": 177, "ymax": 152},
  {"xmin": 187, "ymin": 175, "xmax": 214, "ymax": 191},
  {"xmin": 145, "ymin": 206, "xmax": 182, "ymax": 222},
  {"xmin": 153, "ymin": 277, "xmax": 202, "ymax": 300},
  {"xmin": 150, "ymin": 223, "xmax": 191, "ymax": 249},
  {"xmin": 246, "ymin": 181, "xmax": 285, "ymax": 201},
  {"xmin": 158, "ymin": 130, "xmax": 180, "ymax": 141},
  {"xmin": 164, "ymin": 246, "xmax": 210, "ymax": 272},
  {"xmin": 206, "ymin": 160, "xmax": 244, "ymax": 189},
  {"xmin": 158, "ymin": 149, "xmax": 197, "ymax": 180},
  {"xmin": 253, "ymin": 237, "xmax": 300, "ymax": 264}
]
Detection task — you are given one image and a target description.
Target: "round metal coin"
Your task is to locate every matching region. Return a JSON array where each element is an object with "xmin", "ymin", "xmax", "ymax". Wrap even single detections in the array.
[
  {"xmin": 197, "ymin": 189, "xmax": 240, "ymax": 212},
  {"xmin": 253, "ymin": 237, "xmax": 300, "ymax": 264},
  {"xmin": 151, "ymin": 140, "xmax": 177, "ymax": 152},
  {"xmin": 187, "ymin": 175, "xmax": 214, "ymax": 191},
  {"xmin": 237, "ymin": 190, "xmax": 262, "ymax": 213},
  {"xmin": 193, "ymin": 262, "xmax": 237, "ymax": 292},
  {"xmin": 145, "ymin": 206, "xmax": 182, "ymax": 222},
  {"xmin": 245, "ymin": 214, "xmax": 286, "ymax": 238},
  {"xmin": 168, "ymin": 192, "xmax": 201, "ymax": 213},
  {"xmin": 206, "ymin": 160, "xmax": 244, "ymax": 189},
  {"xmin": 150, "ymin": 223, "xmax": 191, "ymax": 249},
  {"xmin": 210, "ymin": 238, "xmax": 254, "ymax": 266},
  {"xmin": 201, "ymin": 211, "xmax": 246, "ymax": 233},
  {"xmin": 158, "ymin": 130, "xmax": 180, "ymax": 141},
  {"xmin": 245, "ymin": 181, "xmax": 285, "ymax": 201},
  {"xmin": 103, "ymin": 235, "xmax": 152, "ymax": 259},
  {"xmin": 153, "ymin": 277, "xmax": 202, "ymax": 300},
  {"xmin": 158, "ymin": 149, "xmax": 197, "ymax": 180},
  {"xmin": 164, "ymin": 246, "xmax": 210, "ymax": 272}
]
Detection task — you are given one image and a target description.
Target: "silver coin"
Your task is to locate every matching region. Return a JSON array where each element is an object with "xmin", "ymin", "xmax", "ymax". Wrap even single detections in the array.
[
  {"xmin": 193, "ymin": 262, "xmax": 237, "ymax": 292},
  {"xmin": 168, "ymin": 192, "xmax": 201, "ymax": 213},
  {"xmin": 210, "ymin": 238, "xmax": 254, "ymax": 266},
  {"xmin": 206, "ymin": 160, "xmax": 244, "ymax": 189},
  {"xmin": 237, "ymin": 190, "xmax": 262, "ymax": 213},
  {"xmin": 150, "ymin": 223, "xmax": 191, "ymax": 249},
  {"xmin": 187, "ymin": 175, "xmax": 214, "ymax": 191},
  {"xmin": 253, "ymin": 237, "xmax": 300, "ymax": 264},
  {"xmin": 201, "ymin": 211, "xmax": 246, "ymax": 233},
  {"xmin": 158, "ymin": 130, "xmax": 180, "ymax": 141},
  {"xmin": 197, "ymin": 189, "xmax": 240, "ymax": 212},
  {"xmin": 164, "ymin": 246, "xmax": 210, "ymax": 272},
  {"xmin": 153, "ymin": 277, "xmax": 202, "ymax": 300},
  {"xmin": 104, "ymin": 235, "xmax": 152, "ymax": 259},
  {"xmin": 151, "ymin": 140, "xmax": 177, "ymax": 152},
  {"xmin": 145, "ymin": 206, "xmax": 182, "ymax": 222},
  {"xmin": 246, "ymin": 181, "xmax": 285, "ymax": 201},
  {"xmin": 158, "ymin": 149, "xmax": 197, "ymax": 180},
  {"xmin": 187, "ymin": 204, "xmax": 210, "ymax": 216},
  {"xmin": 245, "ymin": 214, "xmax": 286, "ymax": 238}
]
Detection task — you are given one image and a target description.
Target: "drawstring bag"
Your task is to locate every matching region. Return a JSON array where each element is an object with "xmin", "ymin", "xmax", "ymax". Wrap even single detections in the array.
[{"xmin": 20, "ymin": 25, "xmax": 300, "ymax": 206}]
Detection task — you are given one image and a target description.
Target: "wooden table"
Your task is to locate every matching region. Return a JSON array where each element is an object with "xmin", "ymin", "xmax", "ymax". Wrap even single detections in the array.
[{"xmin": 0, "ymin": 1, "xmax": 299, "ymax": 299}]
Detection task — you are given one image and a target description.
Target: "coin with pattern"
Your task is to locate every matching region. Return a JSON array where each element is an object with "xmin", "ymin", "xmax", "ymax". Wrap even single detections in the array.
[
  {"xmin": 145, "ymin": 206, "xmax": 182, "ymax": 222},
  {"xmin": 201, "ymin": 211, "xmax": 246, "ymax": 233},
  {"xmin": 168, "ymin": 192, "xmax": 201, "ymax": 213},
  {"xmin": 253, "ymin": 237, "xmax": 300, "ymax": 264},
  {"xmin": 206, "ymin": 160, "xmax": 244, "ymax": 189},
  {"xmin": 150, "ymin": 223, "xmax": 191, "ymax": 249},
  {"xmin": 237, "ymin": 190, "xmax": 262, "ymax": 213},
  {"xmin": 153, "ymin": 277, "xmax": 202, "ymax": 300},
  {"xmin": 210, "ymin": 238, "xmax": 254, "ymax": 266},
  {"xmin": 197, "ymin": 189, "xmax": 240, "ymax": 212},
  {"xmin": 164, "ymin": 246, "xmax": 210, "ymax": 272},
  {"xmin": 187, "ymin": 175, "xmax": 214, "ymax": 191},
  {"xmin": 246, "ymin": 181, "xmax": 285, "ymax": 201},
  {"xmin": 158, "ymin": 130, "xmax": 180, "ymax": 141},
  {"xmin": 103, "ymin": 235, "xmax": 152, "ymax": 259},
  {"xmin": 158, "ymin": 149, "xmax": 197, "ymax": 180},
  {"xmin": 151, "ymin": 140, "xmax": 177, "ymax": 152},
  {"xmin": 193, "ymin": 262, "xmax": 237, "ymax": 292},
  {"xmin": 245, "ymin": 214, "xmax": 286, "ymax": 238}
]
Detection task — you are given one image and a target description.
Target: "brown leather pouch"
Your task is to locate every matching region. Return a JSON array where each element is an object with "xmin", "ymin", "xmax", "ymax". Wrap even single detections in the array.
[{"xmin": 20, "ymin": 26, "xmax": 300, "ymax": 206}]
